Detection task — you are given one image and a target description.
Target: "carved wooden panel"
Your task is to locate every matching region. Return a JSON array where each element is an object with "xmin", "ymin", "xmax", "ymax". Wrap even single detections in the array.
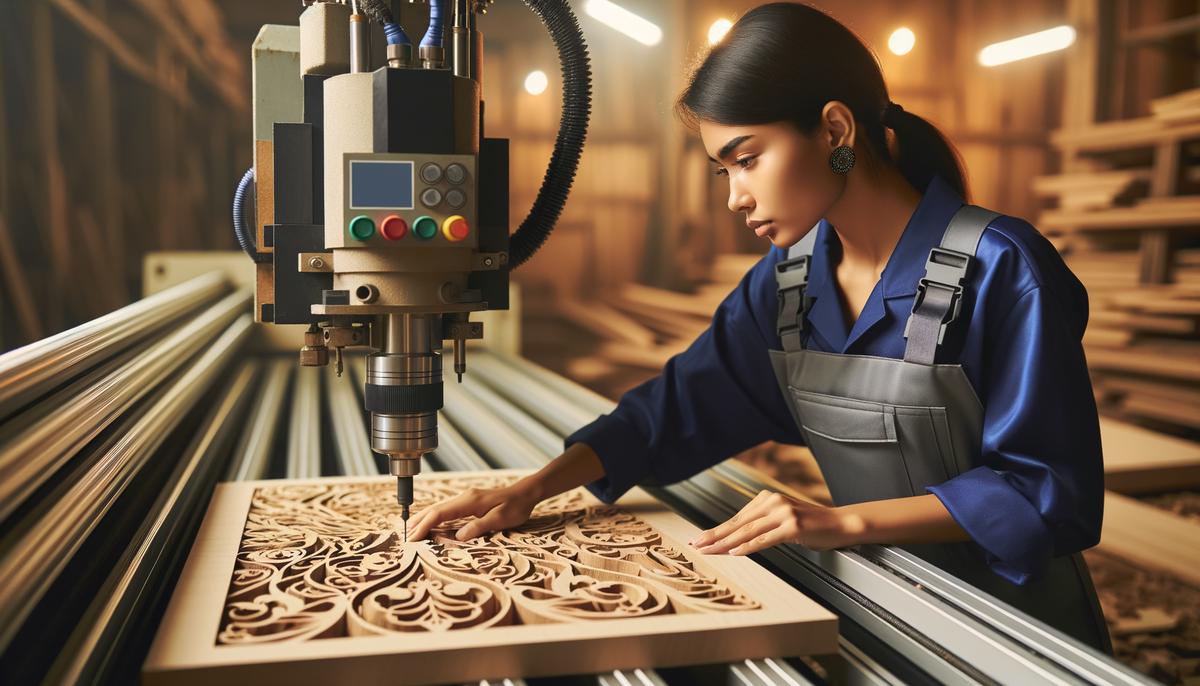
[{"xmin": 145, "ymin": 470, "xmax": 838, "ymax": 685}]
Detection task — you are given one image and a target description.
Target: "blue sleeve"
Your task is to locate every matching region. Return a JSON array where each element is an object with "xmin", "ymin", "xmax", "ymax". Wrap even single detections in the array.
[
  {"xmin": 565, "ymin": 249, "xmax": 807, "ymax": 504},
  {"xmin": 926, "ymin": 283, "xmax": 1104, "ymax": 585}
]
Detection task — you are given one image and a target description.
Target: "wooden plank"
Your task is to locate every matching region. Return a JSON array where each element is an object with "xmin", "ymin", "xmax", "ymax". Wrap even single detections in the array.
[
  {"xmin": 622, "ymin": 283, "xmax": 723, "ymax": 318},
  {"xmin": 1121, "ymin": 394, "xmax": 1200, "ymax": 430},
  {"xmin": 1088, "ymin": 309, "xmax": 1196, "ymax": 335},
  {"xmin": 1099, "ymin": 490, "xmax": 1200, "ymax": 587},
  {"xmin": 1082, "ymin": 327, "xmax": 1133, "ymax": 347},
  {"xmin": 596, "ymin": 340, "xmax": 682, "ymax": 370},
  {"xmin": 1040, "ymin": 201, "xmax": 1200, "ymax": 231},
  {"xmin": 1031, "ymin": 170, "xmax": 1149, "ymax": 210},
  {"xmin": 1125, "ymin": 13, "xmax": 1200, "ymax": 46},
  {"xmin": 1100, "ymin": 418, "xmax": 1200, "ymax": 493},
  {"xmin": 605, "ymin": 295, "xmax": 709, "ymax": 341},
  {"xmin": 1050, "ymin": 117, "xmax": 1200, "ymax": 152},
  {"xmin": 1087, "ymin": 345, "xmax": 1200, "ymax": 381},
  {"xmin": 555, "ymin": 299, "xmax": 658, "ymax": 348},
  {"xmin": 144, "ymin": 472, "xmax": 839, "ymax": 684}
]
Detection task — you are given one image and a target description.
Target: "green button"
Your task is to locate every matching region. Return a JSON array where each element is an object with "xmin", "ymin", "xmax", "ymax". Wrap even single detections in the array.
[
  {"xmin": 349, "ymin": 215, "xmax": 375, "ymax": 240},
  {"xmin": 413, "ymin": 215, "xmax": 438, "ymax": 240}
]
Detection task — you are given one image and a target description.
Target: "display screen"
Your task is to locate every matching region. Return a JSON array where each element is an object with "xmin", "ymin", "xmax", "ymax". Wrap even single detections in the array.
[{"xmin": 349, "ymin": 160, "xmax": 414, "ymax": 209}]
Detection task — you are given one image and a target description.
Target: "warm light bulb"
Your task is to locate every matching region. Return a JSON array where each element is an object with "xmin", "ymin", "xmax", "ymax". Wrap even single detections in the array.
[
  {"xmin": 979, "ymin": 25, "xmax": 1076, "ymax": 66},
  {"xmin": 708, "ymin": 18, "xmax": 733, "ymax": 45},
  {"xmin": 585, "ymin": 0, "xmax": 662, "ymax": 46},
  {"xmin": 888, "ymin": 27, "xmax": 915, "ymax": 55},
  {"xmin": 524, "ymin": 70, "xmax": 548, "ymax": 95}
]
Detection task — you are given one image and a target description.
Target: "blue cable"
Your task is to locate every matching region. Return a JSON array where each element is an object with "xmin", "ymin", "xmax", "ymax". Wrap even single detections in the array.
[
  {"xmin": 420, "ymin": 0, "xmax": 445, "ymax": 48},
  {"xmin": 384, "ymin": 21, "xmax": 410, "ymax": 46},
  {"xmin": 232, "ymin": 166, "xmax": 268, "ymax": 263}
]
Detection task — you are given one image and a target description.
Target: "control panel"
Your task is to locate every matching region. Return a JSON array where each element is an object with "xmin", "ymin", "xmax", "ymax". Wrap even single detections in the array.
[{"xmin": 342, "ymin": 152, "xmax": 478, "ymax": 249}]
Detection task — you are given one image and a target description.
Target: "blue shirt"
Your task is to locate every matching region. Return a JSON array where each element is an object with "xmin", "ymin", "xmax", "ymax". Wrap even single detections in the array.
[{"xmin": 565, "ymin": 175, "xmax": 1104, "ymax": 586}]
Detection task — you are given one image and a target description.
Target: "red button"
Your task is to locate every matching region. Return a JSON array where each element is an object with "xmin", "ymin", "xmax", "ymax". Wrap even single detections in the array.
[
  {"xmin": 380, "ymin": 215, "xmax": 408, "ymax": 240},
  {"xmin": 442, "ymin": 215, "xmax": 470, "ymax": 242}
]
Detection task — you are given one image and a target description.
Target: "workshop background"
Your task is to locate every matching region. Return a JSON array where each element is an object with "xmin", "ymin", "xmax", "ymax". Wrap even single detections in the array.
[{"xmin": 1, "ymin": 0, "xmax": 1199, "ymax": 684}]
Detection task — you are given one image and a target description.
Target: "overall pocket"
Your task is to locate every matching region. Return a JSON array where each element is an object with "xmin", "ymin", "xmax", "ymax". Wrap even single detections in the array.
[{"xmin": 788, "ymin": 387, "xmax": 957, "ymax": 504}]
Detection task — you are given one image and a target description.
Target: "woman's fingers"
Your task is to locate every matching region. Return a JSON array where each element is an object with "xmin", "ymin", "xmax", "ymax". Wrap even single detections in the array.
[
  {"xmin": 696, "ymin": 513, "xmax": 778, "ymax": 555},
  {"xmin": 454, "ymin": 503, "xmax": 518, "ymax": 541},
  {"xmin": 406, "ymin": 490, "xmax": 494, "ymax": 541},
  {"xmin": 727, "ymin": 520, "xmax": 797, "ymax": 556},
  {"xmin": 690, "ymin": 490, "xmax": 776, "ymax": 548}
]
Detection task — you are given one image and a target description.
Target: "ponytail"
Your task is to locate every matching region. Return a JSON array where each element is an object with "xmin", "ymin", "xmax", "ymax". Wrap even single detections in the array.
[{"xmin": 884, "ymin": 105, "xmax": 969, "ymax": 200}]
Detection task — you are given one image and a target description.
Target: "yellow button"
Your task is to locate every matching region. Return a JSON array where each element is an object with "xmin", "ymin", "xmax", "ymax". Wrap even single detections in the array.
[{"xmin": 442, "ymin": 215, "xmax": 469, "ymax": 242}]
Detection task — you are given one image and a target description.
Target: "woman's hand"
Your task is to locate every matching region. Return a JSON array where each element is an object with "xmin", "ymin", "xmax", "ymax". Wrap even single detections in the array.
[
  {"xmin": 405, "ymin": 477, "xmax": 545, "ymax": 543},
  {"xmin": 688, "ymin": 489, "xmax": 863, "ymax": 555}
]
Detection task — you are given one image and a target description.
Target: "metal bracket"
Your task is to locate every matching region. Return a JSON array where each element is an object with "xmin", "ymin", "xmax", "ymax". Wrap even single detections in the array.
[
  {"xmin": 472, "ymin": 252, "xmax": 508, "ymax": 271},
  {"xmin": 299, "ymin": 251, "xmax": 333, "ymax": 273},
  {"xmin": 443, "ymin": 321, "xmax": 484, "ymax": 340}
]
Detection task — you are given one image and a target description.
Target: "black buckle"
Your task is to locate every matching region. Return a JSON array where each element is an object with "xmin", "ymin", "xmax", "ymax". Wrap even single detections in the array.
[
  {"xmin": 904, "ymin": 247, "xmax": 971, "ymax": 344},
  {"xmin": 775, "ymin": 255, "xmax": 810, "ymax": 339}
]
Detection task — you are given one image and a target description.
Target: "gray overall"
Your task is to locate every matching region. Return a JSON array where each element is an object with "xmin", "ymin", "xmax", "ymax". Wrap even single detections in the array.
[{"xmin": 769, "ymin": 205, "xmax": 1112, "ymax": 653}]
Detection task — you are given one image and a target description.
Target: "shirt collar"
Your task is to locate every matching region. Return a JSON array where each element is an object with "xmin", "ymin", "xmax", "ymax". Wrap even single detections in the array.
[
  {"xmin": 806, "ymin": 174, "xmax": 965, "ymax": 301},
  {"xmin": 798, "ymin": 175, "xmax": 965, "ymax": 351}
]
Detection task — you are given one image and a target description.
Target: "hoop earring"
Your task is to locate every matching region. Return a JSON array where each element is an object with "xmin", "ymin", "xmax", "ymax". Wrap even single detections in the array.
[{"xmin": 829, "ymin": 145, "xmax": 855, "ymax": 174}]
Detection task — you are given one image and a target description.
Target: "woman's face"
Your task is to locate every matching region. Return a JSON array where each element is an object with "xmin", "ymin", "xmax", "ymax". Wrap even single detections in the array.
[{"xmin": 698, "ymin": 119, "xmax": 844, "ymax": 249}]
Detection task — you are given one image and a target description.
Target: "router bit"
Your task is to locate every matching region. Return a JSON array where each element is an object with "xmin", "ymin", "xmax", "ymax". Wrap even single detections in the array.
[{"xmin": 398, "ymin": 475, "xmax": 413, "ymax": 542}]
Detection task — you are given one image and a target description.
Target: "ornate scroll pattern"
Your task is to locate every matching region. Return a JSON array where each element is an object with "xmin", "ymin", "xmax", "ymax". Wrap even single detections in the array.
[{"xmin": 217, "ymin": 476, "xmax": 760, "ymax": 643}]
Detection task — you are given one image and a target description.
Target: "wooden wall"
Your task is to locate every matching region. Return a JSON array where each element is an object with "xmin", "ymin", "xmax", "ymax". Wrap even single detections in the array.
[{"xmin": 0, "ymin": 0, "xmax": 250, "ymax": 351}]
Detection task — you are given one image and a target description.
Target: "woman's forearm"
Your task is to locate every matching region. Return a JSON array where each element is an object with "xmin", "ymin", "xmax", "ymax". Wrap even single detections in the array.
[
  {"xmin": 523, "ymin": 442, "xmax": 606, "ymax": 501},
  {"xmin": 838, "ymin": 494, "xmax": 972, "ymax": 546}
]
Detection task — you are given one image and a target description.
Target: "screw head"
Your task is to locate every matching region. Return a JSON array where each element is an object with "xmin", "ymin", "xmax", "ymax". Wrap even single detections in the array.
[
  {"xmin": 309, "ymin": 257, "xmax": 325, "ymax": 269},
  {"xmin": 484, "ymin": 257, "xmax": 494, "ymax": 267}
]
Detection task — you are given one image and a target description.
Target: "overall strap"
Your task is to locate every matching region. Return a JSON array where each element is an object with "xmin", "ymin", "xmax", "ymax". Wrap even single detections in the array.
[
  {"xmin": 903, "ymin": 205, "xmax": 1000, "ymax": 365},
  {"xmin": 775, "ymin": 226, "xmax": 819, "ymax": 352}
]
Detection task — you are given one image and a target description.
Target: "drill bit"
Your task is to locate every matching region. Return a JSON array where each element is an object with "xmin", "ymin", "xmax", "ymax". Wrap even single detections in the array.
[{"xmin": 397, "ymin": 476, "xmax": 413, "ymax": 543}]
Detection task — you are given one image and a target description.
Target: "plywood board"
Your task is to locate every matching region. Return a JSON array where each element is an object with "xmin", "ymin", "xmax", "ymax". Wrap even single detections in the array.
[
  {"xmin": 1101, "ymin": 418, "xmax": 1200, "ymax": 493},
  {"xmin": 1099, "ymin": 490, "xmax": 1200, "ymax": 587},
  {"xmin": 145, "ymin": 470, "xmax": 837, "ymax": 684}
]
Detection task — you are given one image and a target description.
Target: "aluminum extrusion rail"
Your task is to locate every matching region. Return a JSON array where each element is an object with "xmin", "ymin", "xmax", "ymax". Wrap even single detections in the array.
[
  {"xmin": 43, "ymin": 362, "xmax": 260, "ymax": 684},
  {"xmin": 0, "ymin": 312, "xmax": 254, "ymax": 651},
  {"xmin": 0, "ymin": 272, "xmax": 229, "ymax": 418},
  {"xmin": 0, "ymin": 290, "xmax": 252, "ymax": 521}
]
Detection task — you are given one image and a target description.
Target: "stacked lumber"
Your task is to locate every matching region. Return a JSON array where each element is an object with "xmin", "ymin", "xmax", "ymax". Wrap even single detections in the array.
[
  {"xmin": 530, "ymin": 255, "xmax": 762, "ymax": 398},
  {"xmin": 1099, "ymin": 491, "xmax": 1200, "ymax": 588},
  {"xmin": 1032, "ymin": 170, "xmax": 1149, "ymax": 211},
  {"xmin": 1151, "ymin": 87, "xmax": 1200, "ymax": 126},
  {"xmin": 1101, "ymin": 418, "xmax": 1200, "ymax": 494},
  {"xmin": 1038, "ymin": 88, "xmax": 1200, "ymax": 435}
]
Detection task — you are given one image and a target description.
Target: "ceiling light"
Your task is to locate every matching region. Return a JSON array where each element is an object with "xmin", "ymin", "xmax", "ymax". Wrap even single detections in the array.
[
  {"xmin": 708, "ymin": 18, "xmax": 733, "ymax": 45},
  {"xmin": 524, "ymin": 70, "xmax": 548, "ymax": 95},
  {"xmin": 585, "ymin": 0, "xmax": 662, "ymax": 46},
  {"xmin": 979, "ymin": 25, "xmax": 1075, "ymax": 66},
  {"xmin": 888, "ymin": 27, "xmax": 915, "ymax": 55}
]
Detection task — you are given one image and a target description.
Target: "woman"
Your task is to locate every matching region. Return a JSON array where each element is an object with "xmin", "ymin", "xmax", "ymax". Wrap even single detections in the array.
[{"xmin": 408, "ymin": 2, "xmax": 1111, "ymax": 652}]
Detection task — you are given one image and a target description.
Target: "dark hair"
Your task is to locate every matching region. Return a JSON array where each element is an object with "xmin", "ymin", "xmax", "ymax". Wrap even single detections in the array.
[{"xmin": 676, "ymin": 2, "xmax": 968, "ymax": 200}]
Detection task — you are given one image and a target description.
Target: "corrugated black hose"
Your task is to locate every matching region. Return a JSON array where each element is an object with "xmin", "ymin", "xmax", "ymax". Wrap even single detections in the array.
[{"xmin": 510, "ymin": 0, "xmax": 592, "ymax": 269}]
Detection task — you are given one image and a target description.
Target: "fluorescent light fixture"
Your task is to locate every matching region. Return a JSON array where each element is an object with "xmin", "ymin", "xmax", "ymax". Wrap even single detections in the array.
[
  {"xmin": 979, "ymin": 25, "xmax": 1075, "ymax": 66},
  {"xmin": 888, "ymin": 27, "xmax": 915, "ymax": 55},
  {"xmin": 524, "ymin": 70, "xmax": 548, "ymax": 95},
  {"xmin": 585, "ymin": 0, "xmax": 662, "ymax": 46},
  {"xmin": 708, "ymin": 18, "xmax": 733, "ymax": 45}
]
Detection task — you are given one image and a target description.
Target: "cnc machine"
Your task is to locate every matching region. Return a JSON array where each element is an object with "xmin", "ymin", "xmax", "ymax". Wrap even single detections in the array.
[{"xmin": 235, "ymin": 0, "xmax": 592, "ymax": 534}]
